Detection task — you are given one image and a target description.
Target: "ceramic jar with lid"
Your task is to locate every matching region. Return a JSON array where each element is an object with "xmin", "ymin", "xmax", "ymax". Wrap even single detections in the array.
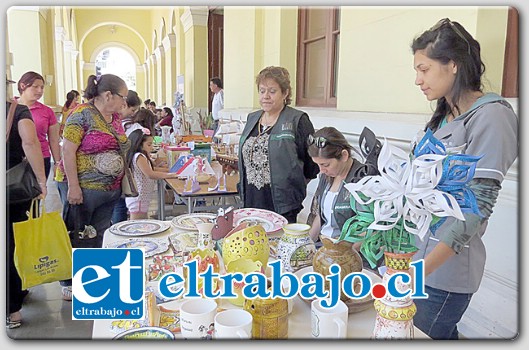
[{"xmin": 276, "ymin": 223, "xmax": 317, "ymax": 272}]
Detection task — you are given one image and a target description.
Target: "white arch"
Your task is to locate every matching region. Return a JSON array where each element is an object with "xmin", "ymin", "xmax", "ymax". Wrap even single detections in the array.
[
  {"xmin": 79, "ymin": 21, "xmax": 148, "ymax": 58},
  {"xmin": 89, "ymin": 42, "xmax": 141, "ymax": 65}
]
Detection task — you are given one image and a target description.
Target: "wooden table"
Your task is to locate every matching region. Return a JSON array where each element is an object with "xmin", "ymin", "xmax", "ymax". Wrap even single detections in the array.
[
  {"xmin": 215, "ymin": 154, "xmax": 239, "ymax": 174},
  {"xmin": 157, "ymin": 161, "xmax": 240, "ymax": 218},
  {"xmin": 93, "ymin": 225, "xmax": 430, "ymax": 340}
]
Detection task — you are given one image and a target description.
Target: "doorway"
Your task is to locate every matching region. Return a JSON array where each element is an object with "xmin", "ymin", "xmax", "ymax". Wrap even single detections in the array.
[{"xmin": 208, "ymin": 8, "xmax": 224, "ymax": 113}]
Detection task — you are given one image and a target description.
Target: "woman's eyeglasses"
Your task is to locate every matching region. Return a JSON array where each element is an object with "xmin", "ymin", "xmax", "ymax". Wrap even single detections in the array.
[
  {"xmin": 113, "ymin": 92, "xmax": 128, "ymax": 102},
  {"xmin": 430, "ymin": 18, "xmax": 471, "ymax": 55},
  {"xmin": 307, "ymin": 134, "xmax": 329, "ymax": 148}
]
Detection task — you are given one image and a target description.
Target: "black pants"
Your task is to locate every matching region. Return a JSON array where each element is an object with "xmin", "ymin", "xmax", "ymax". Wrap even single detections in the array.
[
  {"xmin": 44, "ymin": 157, "xmax": 51, "ymax": 180},
  {"xmin": 7, "ymin": 199, "xmax": 32, "ymax": 315}
]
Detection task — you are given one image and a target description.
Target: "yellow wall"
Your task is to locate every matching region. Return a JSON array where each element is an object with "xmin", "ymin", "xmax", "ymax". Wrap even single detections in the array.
[
  {"xmin": 224, "ymin": 7, "xmax": 259, "ymax": 109},
  {"xmin": 224, "ymin": 6, "xmax": 299, "ymax": 110},
  {"xmin": 7, "ymin": 9, "xmax": 43, "ymax": 97},
  {"xmin": 223, "ymin": 6, "xmax": 510, "ymax": 114},
  {"xmin": 336, "ymin": 7, "xmax": 509, "ymax": 114},
  {"xmin": 476, "ymin": 7, "xmax": 509, "ymax": 93},
  {"xmin": 7, "ymin": 6, "xmax": 511, "ymax": 116},
  {"xmin": 74, "ymin": 8, "xmax": 153, "ymax": 47},
  {"xmin": 39, "ymin": 9, "xmax": 57, "ymax": 106},
  {"xmin": 183, "ymin": 24, "xmax": 208, "ymax": 109}
]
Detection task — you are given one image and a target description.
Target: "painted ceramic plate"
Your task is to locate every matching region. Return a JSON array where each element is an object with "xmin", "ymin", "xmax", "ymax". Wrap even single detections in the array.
[
  {"xmin": 110, "ymin": 220, "xmax": 171, "ymax": 236},
  {"xmin": 168, "ymin": 232, "xmax": 199, "ymax": 253},
  {"xmin": 171, "ymin": 213, "xmax": 216, "ymax": 231},
  {"xmin": 106, "ymin": 238, "xmax": 169, "ymax": 258},
  {"xmin": 233, "ymin": 208, "xmax": 288, "ymax": 234},
  {"xmin": 113, "ymin": 326, "xmax": 175, "ymax": 340},
  {"xmin": 293, "ymin": 266, "xmax": 382, "ymax": 314}
]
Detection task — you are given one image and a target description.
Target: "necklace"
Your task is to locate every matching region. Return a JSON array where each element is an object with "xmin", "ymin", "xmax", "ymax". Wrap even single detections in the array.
[
  {"xmin": 259, "ymin": 123, "xmax": 272, "ymax": 135},
  {"xmin": 249, "ymin": 118, "xmax": 272, "ymax": 163}
]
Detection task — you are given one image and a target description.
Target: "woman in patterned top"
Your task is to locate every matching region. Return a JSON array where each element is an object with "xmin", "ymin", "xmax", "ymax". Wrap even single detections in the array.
[{"xmin": 55, "ymin": 74, "xmax": 129, "ymax": 300}]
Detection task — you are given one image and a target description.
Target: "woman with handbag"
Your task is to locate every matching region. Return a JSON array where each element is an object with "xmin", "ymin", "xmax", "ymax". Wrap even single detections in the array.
[
  {"xmin": 6, "ymin": 81, "xmax": 47, "ymax": 328},
  {"xmin": 54, "ymin": 73, "xmax": 129, "ymax": 301}
]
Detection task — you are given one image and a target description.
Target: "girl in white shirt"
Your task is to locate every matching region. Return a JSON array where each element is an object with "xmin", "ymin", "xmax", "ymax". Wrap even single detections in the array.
[{"xmin": 125, "ymin": 128, "xmax": 178, "ymax": 219}]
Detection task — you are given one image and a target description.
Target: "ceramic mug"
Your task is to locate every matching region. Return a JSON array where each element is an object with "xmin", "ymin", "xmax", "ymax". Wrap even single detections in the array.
[
  {"xmin": 311, "ymin": 298, "xmax": 348, "ymax": 339},
  {"xmin": 180, "ymin": 299, "xmax": 217, "ymax": 339},
  {"xmin": 214, "ymin": 309, "xmax": 253, "ymax": 339}
]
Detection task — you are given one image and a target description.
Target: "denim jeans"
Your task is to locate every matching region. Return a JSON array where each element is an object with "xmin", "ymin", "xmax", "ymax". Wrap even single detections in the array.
[
  {"xmin": 111, "ymin": 197, "xmax": 128, "ymax": 224},
  {"xmin": 414, "ymin": 285, "xmax": 472, "ymax": 339},
  {"xmin": 57, "ymin": 182, "xmax": 121, "ymax": 287}
]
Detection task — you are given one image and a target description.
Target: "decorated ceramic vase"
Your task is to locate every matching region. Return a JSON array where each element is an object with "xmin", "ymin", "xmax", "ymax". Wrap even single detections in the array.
[
  {"xmin": 184, "ymin": 247, "xmax": 221, "ymax": 296},
  {"xmin": 226, "ymin": 258, "xmax": 264, "ymax": 306},
  {"xmin": 312, "ymin": 236, "xmax": 363, "ymax": 301},
  {"xmin": 222, "ymin": 223, "xmax": 269, "ymax": 267},
  {"xmin": 243, "ymin": 282, "xmax": 289, "ymax": 339},
  {"xmin": 372, "ymin": 251, "xmax": 417, "ymax": 339},
  {"xmin": 276, "ymin": 223, "xmax": 317, "ymax": 272}
]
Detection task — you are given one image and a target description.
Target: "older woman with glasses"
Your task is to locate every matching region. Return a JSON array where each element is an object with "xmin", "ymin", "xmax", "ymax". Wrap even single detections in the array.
[
  {"xmin": 54, "ymin": 74, "xmax": 129, "ymax": 301},
  {"xmin": 411, "ymin": 18, "xmax": 518, "ymax": 339},
  {"xmin": 238, "ymin": 66, "xmax": 319, "ymax": 223}
]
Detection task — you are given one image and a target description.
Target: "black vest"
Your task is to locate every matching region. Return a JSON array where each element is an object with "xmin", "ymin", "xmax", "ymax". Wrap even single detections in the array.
[{"xmin": 238, "ymin": 106, "xmax": 308, "ymax": 214}]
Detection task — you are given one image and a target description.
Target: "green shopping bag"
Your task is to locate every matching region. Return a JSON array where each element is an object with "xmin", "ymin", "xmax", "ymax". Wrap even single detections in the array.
[{"xmin": 13, "ymin": 199, "xmax": 73, "ymax": 289}]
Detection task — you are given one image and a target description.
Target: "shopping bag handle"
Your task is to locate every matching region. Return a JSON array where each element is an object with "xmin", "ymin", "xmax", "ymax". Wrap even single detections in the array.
[{"xmin": 26, "ymin": 198, "xmax": 45, "ymax": 220}]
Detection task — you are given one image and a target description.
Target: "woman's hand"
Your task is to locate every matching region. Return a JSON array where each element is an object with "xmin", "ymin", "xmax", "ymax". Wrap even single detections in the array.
[
  {"xmin": 38, "ymin": 182, "xmax": 48, "ymax": 199},
  {"xmin": 67, "ymin": 184, "xmax": 83, "ymax": 205}
]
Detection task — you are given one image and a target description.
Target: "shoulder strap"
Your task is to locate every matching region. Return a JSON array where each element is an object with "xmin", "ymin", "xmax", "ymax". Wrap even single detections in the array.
[
  {"xmin": 101, "ymin": 112, "xmax": 131, "ymax": 169},
  {"xmin": 6, "ymin": 99, "xmax": 19, "ymax": 143}
]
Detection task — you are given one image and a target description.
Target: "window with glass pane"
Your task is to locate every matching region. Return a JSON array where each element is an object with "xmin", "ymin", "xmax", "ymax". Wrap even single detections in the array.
[{"xmin": 297, "ymin": 7, "xmax": 340, "ymax": 107}]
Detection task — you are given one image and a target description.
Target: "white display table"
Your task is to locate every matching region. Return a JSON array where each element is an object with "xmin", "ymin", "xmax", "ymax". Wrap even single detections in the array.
[{"xmin": 92, "ymin": 222, "xmax": 429, "ymax": 340}]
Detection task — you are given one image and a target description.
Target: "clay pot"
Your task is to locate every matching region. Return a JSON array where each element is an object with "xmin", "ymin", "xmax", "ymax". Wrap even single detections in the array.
[{"xmin": 312, "ymin": 236, "xmax": 363, "ymax": 301}]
